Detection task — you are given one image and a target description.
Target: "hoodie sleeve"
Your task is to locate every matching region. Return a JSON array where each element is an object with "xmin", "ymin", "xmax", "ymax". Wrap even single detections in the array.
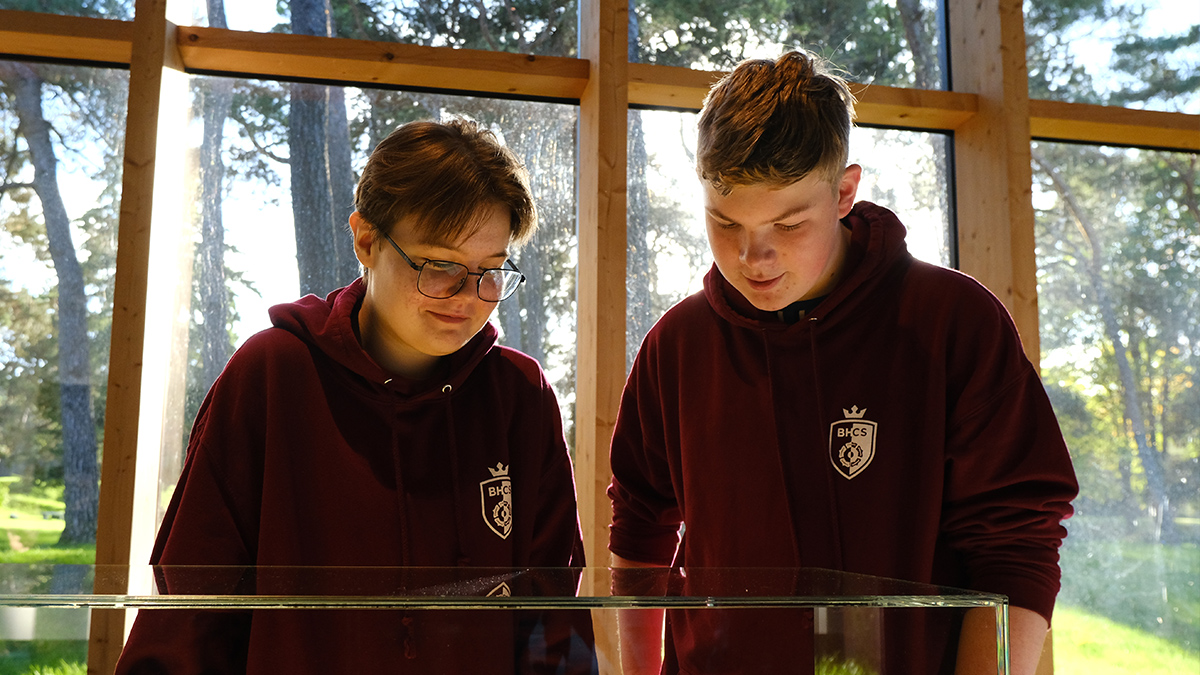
[
  {"xmin": 530, "ymin": 367, "xmax": 587, "ymax": 568},
  {"xmin": 939, "ymin": 286, "xmax": 1078, "ymax": 624},
  {"xmin": 607, "ymin": 329, "xmax": 684, "ymax": 566},
  {"xmin": 115, "ymin": 336, "xmax": 272, "ymax": 675}
]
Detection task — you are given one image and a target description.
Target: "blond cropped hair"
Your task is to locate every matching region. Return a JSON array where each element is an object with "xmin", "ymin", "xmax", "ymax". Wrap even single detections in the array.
[{"xmin": 698, "ymin": 50, "xmax": 857, "ymax": 193}]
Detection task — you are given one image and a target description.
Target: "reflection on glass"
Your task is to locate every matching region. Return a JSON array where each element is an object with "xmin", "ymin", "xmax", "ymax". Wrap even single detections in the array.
[
  {"xmin": 0, "ymin": 62, "xmax": 127, "ymax": 564},
  {"xmin": 192, "ymin": 0, "xmax": 578, "ymax": 57},
  {"xmin": 164, "ymin": 75, "xmax": 577, "ymax": 527},
  {"xmin": 1033, "ymin": 141, "xmax": 1199, "ymax": 671},
  {"xmin": 0, "ymin": 0, "xmax": 132, "ymax": 20},
  {"xmin": 627, "ymin": 108, "xmax": 951, "ymax": 365},
  {"xmin": 630, "ymin": 0, "xmax": 946, "ymax": 88},
  {"xmin": 0, "ymin": 564, "xmax": 1008, "ymax": 675},
  {"xmin": 1025, "ymin": 0, "xmax": 1200, "ymax": 114}
]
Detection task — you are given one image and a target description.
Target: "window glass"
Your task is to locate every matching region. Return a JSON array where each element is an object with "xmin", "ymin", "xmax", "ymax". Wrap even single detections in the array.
[
  {"xmin": 0, "ymin": 62, "xmax": 128, "ymax": 564},
  {"xmin": 191, "ymin": 0, "xmax": 578, "ymax": 58},
  {"xmin": 1025, "ymin": 0, "xmax": 1200, "ymax": 114},
  {"xmin": 631, "ymin": 0, "xmax": 946, "ymax": 89},
  {"xmin": 0, "ymin": 0, "xmax": 132, "ymax": 20},
  {"xmin": 158, "ymin": 74, "xmax": 578, "ymax": 525},
  {"xmin": 1034, "ymin": 141, "xmax": 1199, "ymax": 671},
  {"xmin": 627, "ymin": 108, "xmax": 952, "ymax": 365}
]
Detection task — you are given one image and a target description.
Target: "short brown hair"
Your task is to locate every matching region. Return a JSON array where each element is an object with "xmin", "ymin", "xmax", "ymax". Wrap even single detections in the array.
[
  {"xmin": 355, "ymin": 118, "xmax": 536, "ymax": 245},
  {"xmin": 697, "ymin": 50, "xmax": 857, "ymax": 193}
]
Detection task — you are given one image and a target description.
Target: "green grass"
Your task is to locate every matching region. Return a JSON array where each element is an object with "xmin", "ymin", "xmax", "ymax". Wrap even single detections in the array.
[
  {"xmin": 0, "ymin": 489, "xmax": 90, "ymax": 564},
  {"xmin": 0, "ymin": 546, "xmax": 95, "ymax": 565},
  {"xmin": 1053, "ymin": 605, "xmax": 1200, "ymax": 675},
  {"xmin": 1058, "ymin": 534, "xmax": 1198, "ymax": 651},
  {"xmin": 0, "ymin": 642, "xmax": 86, "ymax": 675}
]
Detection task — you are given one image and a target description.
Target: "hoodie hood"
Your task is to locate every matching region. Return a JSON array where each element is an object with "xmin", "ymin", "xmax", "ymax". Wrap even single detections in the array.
[
  {"xmin": 268, "ymin": 278, "xmax": 498, "ymax": 398},
  {"xmin": 703, "ymin": 201, "xmax": 914, "ymax": 332}
]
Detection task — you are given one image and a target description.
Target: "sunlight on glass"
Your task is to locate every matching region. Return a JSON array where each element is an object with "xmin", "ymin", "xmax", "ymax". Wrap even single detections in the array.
[
  {"xmin": 1025, "ymin": 0, "xmax": 1200, "ymax": 114},
  {"xmin": 1033, "ymin": 141, "xmax": 1199, "ymax": 673}
]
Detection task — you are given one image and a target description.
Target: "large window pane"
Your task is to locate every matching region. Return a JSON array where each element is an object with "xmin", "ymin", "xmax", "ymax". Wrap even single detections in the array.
[
  {"xmin": 0, "ymin": 62, "xmax": 128, "ymax": 564},
  {"xmin": 191, "ymin": 0, "xmax": 578, "ymax": 58},
  {"xmin": 0, "ymin": 0, "xmax": 132, "ymax": 20},
  {"xmin": 155, "ymin": 74, "xmax": 578, "ymax": 527},
  {"xmin": 1033, "ymin": 141, "xmax": 1199, "ymax": 672},
  {"xmin": 631, "ymin": 0, "xmax": 946, "ymax": 89},
  {"xmin": 1025, "ymin": 0, "xmax": 1200, "ymax": 114},
  {"xmin": 627, "ymin": 108, "xmax": 952, "ymax": 365}
]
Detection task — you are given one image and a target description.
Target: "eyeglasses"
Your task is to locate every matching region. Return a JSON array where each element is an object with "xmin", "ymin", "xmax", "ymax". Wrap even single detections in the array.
[{"xmin": 379, "ymin": 230, "xmax": 526, "ymax": 302}]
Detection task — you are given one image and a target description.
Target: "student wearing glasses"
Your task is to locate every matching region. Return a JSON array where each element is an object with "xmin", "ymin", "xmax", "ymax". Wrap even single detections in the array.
[{"xmin": 117, "ymin": 119, "xmax": 594, "ymax": 674}]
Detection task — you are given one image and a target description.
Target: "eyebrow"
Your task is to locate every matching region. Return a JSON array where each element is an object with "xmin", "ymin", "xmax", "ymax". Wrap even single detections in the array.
[
  {"xmin": 707, "ymin": 202, "xmax": 814, "ymax": 224},
  {"xmin": 420, "ymin": 243, "xmax": 511, "ymax": 263}
]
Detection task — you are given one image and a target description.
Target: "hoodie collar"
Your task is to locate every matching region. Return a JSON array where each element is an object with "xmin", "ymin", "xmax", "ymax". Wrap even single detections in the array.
[
  {"xmin": 704, "ymin": 201, "xmax": 912, "ymax": 331},
  {"xmin": 268, "ymin": 279, "xmax": 498, "ymax": 398}
]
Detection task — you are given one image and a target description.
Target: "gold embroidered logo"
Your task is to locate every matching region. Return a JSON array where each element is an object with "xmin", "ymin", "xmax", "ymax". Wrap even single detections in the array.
[
  {"xmin": 480, "ymin": 463, "xmax": 512, "ymax": 539},
  {"xmin": 829, "ymin": 406, "xmax": 877, "ymax": 480}
]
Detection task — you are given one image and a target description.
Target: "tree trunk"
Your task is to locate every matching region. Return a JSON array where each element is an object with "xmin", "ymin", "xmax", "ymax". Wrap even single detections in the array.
[
  {"xmin": 290, "ymin": 0, "xmax": 355, "ymax": 297},
  {"xmin": 198, "ymin": 0, "xmax": 234, "ymax": 392},
  {"xmin": 1033, "ymin": 150, "xmax": 1175, "ymax": 542},
  {"xmin": 1, "ymin": 62, "xmax": 99, "ymax": 545},
  {"xmin": 625, "ymin": 3, "xmax": 652, "ymax": 371},
  {"xmin": 325, "ymin": 86, "xmax": 358, "ymax": 284}
]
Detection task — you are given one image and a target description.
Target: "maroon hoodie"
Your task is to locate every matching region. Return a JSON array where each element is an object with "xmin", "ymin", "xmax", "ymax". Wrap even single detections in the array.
[
  {"xmin": 117, "ymin": 279, "xmax": 595, "ymax": 674},
  {"xmin": 608, "ymin": 202, "xmax": 1078, "ymax": 673}
]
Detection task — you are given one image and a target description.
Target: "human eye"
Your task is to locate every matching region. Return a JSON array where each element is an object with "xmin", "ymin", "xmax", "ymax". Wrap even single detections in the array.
[{"xmin": 425, "ymin": 259, "xmax": 468, "ymax": 279}]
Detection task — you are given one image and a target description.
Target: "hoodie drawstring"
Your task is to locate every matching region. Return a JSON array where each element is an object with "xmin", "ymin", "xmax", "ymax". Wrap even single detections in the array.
[
  {"xmin": 764, "ymin": 331, "xmax": 804, "ymax": 567},
  {"xmin": 807, "ymin": 317, "xmax": 846, "ymax": 569},
  {"xmin": 387, "ymin": 421, "xmax": 417, "ymax": 659},
  {"xmin": 443, "ymin": 384, "xmax": 471, "ymax": 567}
]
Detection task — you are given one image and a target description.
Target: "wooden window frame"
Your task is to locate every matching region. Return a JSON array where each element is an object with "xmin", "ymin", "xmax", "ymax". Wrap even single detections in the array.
[{"xmin": 1, "ymin": 1, "xmax": 1196, "ymax": 672}]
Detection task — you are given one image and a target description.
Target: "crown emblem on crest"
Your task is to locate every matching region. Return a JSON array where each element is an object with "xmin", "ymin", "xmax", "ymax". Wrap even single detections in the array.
[
  {"xmin": 488, "ymin": 462, "xmax": 509, "ymax": 477},
  {"xmin": 842, "ymin": 406, "xmax": 867, "ymax": 419}
]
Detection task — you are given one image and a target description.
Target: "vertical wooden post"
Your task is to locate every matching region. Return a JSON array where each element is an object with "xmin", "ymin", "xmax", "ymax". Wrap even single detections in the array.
[
  {"xmin": 949, "ymin": 1, "xmax": 1052, "ymax": 672},
  {"xmin": 89, "ymin": 0, "xmax": 189, "ymax": 672},
  {"xmin": 948, "ymin": 0, "xmax": 1041, "ymax": 365},
  {"xmin": 576, "ymin": 0, "xmax": 628, "ymax": 573},
  {"xmin": 576, "ymin": 0, "xmax": 628, "ymax": 671}
]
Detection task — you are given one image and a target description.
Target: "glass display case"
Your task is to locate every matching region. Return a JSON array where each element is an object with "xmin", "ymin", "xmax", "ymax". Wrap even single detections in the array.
[{"xmin": 0, "ymin": 565, "xmax": 1007, "ymax": 674}]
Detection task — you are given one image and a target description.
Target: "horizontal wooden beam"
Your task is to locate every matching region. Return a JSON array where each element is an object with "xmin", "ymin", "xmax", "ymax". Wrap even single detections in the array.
[
  {"xmin": 176, "ymin": 26, "xmax": 590, "ymax": 100},
  {"xmin": 1030, "ymin": 99, "xmax": 1200, "ymax": 152},
  {"xmin": 628, "ymin": 62, "xmax": 980, "ymax": 130},
  {"xmin": 0, "ymin": 10, "xmax": 132, "ymax": 65},
  {"xmin": 851, "ymin": 83, "xmax": 978, "ymax": 130},
  {"xmin": 3, "ymin": 10, "xmax": 1194, "ymax": 152}
]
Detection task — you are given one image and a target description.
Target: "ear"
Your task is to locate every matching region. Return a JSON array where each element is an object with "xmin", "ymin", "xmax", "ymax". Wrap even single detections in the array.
[
  {"xmin": 836, "ymin": 164, "xmax": 862, "ymax": 219},
  {"xmin": 349, "ymin": 211, "xmax": 378, "ymax": 269}
]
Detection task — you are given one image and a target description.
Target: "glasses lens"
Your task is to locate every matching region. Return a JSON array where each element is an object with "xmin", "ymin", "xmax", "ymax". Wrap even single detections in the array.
[
  {"xmin": 479, "ymin": 270, "xmax": 524, "ymax": 302},
  {"xmin": 418, "ymin": 261, "xmax": 469, "ymax": 298}
]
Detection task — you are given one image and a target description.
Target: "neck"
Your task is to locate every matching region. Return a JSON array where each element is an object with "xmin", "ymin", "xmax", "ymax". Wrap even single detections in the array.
[
  {"xmin": 356, "ymin": 297, "xmax": 442, "ymax": 381},
  {"xmin": 806, "ymin": 222, "xmax": 853, "ymax": 300}
]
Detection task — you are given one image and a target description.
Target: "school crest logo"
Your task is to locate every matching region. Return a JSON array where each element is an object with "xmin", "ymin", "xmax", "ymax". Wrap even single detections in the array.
[
  {"xmin": 480, "ymin": 463, "xmax": 513, "ymax": 539},
  {"xmin": 829, "ymin": 406, "xmax": 877, "ymax": 480},
  {"xmin": 487, "ymin": 582, "xmax": 512, "ymax": 597}
]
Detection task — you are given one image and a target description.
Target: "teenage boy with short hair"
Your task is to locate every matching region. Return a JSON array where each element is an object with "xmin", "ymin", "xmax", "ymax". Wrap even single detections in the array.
[
  {"xmin": 608, "ymin": 51, "xmax": 1078, "ymax": 675},
  {"xmin": 117, "ymin": 119, "xmax": 594, "ymax": 674}
]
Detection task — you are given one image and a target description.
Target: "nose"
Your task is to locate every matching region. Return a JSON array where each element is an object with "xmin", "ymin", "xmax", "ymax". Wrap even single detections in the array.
[{"xmin": 740, "ymin": 228, "xmax": 776, "ymax": 267}]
